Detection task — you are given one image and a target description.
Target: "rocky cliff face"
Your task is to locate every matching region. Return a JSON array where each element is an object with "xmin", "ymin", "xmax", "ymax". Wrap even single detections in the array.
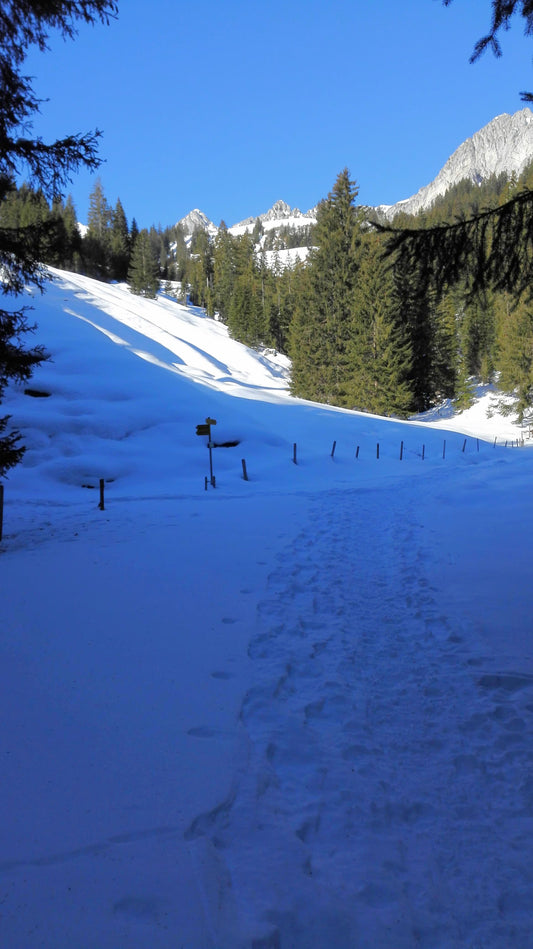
[
  {"xmin": 177, "ymin": 208, "xmax": 218, "ymax": 242},
  {"xmin": 378, "ymin": 108, "xmax": 533, "ymax": 221},
  {"xmin": 229, "ymin": 200, "xmax": 317, "ymax": 236},
  {"xmin": 177, "ymin": 109, "xmax": 533, "ymax": 238}
]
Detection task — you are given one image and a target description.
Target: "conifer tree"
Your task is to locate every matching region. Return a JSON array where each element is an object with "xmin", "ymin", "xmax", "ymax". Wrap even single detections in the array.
[
  {"xmin": 497, "ymin": 297, "xmax": 533, "ymax": 419},
  {"xmin": 348, "ymin": 234, "xmax": 413, "ymax": 416},
  {"xmin": 290, "ymin": 169, "xmax": 363, "ymax": 405},
  {"xmin": 432, "ymin": 289, "xmax": 460, "ymax": 400},
  {"xmin": 392, "ymin": 256, "xmax": 437, "ymax": 411},
  {"xmin": 213, "ymin": 222, "xmax": 237, "ymax": 321},
  {"xmin": 128, "ymin": 229, "xmax": 160, "ymax": 298},
  {"xmin": 109, "ymin": 198, "xmax": 130, "ymax": 281},
  {"xmin": 0, "ymin": 0, "xmax": 117, "ymax": 477},
  {"xmin": 84, "ymin": 177, "xmax": 112, "ymax": 277},
  {"xmin": 228, "ymin": 269, "xmax": 264, "ymax": 346}
]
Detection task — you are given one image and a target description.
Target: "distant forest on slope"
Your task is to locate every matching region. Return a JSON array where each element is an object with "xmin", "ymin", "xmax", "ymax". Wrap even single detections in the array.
[{"xmin": 3, "ymin": 160, "xmax": 533, "ymax": 420}]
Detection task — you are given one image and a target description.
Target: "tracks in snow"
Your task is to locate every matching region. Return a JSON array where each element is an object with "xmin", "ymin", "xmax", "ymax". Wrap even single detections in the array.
[{"xmin": 186, "ymin": 486, "xmax": 533, "ymax": 948}]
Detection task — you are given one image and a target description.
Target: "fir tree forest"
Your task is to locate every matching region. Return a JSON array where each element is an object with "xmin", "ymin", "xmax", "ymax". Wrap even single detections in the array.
[{"xmin": 3, "ymin": 160, "xmax": 533, "ymax": 421}]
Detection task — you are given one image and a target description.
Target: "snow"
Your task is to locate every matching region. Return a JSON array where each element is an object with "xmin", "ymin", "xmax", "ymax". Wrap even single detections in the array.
[{"xmin": 2, "ymin": 269, "xmax": 533, "ymax": 947}]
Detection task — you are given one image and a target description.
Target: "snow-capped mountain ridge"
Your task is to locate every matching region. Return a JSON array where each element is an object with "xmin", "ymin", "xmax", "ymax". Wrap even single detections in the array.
[
  {"xmin": 177, "ymin": 200, "xmax": 317, "ymax": 242},
  {"xmin": 177, "ymin": 208, "xmax": 218, "ymax": 243},
  {"xmin": 177, "ymin": 108, "xmax": 533, "ymax": 237},
  {"xmin": 378, "ymin": 107, "xmax": 533, "ymax": 220}
]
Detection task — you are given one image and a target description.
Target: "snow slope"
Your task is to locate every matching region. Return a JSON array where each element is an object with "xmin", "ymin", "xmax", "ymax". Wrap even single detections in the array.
[{"xmin": 2, "ymin": 270, "xmax": 533, "ymax": 948}]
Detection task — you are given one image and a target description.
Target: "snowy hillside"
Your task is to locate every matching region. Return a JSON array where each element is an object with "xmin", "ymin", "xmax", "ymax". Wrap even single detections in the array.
[{"xmin": 2, "ymin": 270, "xmax": 533, "ymax": 948}]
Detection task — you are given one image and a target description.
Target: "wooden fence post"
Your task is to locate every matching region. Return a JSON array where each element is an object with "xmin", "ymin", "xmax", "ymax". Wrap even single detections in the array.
[
  {"xmin": 98, "ymin": 478, "xmax": 105, "ymax": 511},
  {"xmin": 241, "ymin": 458, "xmax": 249, "ymax": 481},
  {"xmin": 422, "ymin": 444, "xmax": 425, "ymax": 461},
  {"xmin": 376, "ymin": 443, "xmax": 380, "ymax": 460},
  {"xmin": 355, "ymin": 445, "xmax": 360, "ymax": 459},
  {"xmin": 331, "ymin": 440, "xmax": 336, "ymax": 458},
  {"xmin": 443, "ymin": 439, "xmax": 446, "ymax": 460},
  {"xmin": 400, "ymin": 440, "xmax": 404, "ymax": 461},
  {"xmin": 293, "ymin": 443, "xmax": 297, "ymax": 465},
  {"xmin": 462, "ymin": 438, "xmax": 467, "ymax": 453}
]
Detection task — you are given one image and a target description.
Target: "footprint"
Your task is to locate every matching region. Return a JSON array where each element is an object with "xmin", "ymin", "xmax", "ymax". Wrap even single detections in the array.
[
  {"xmin": 113, "ymin": 896, "xmax": 159, "ymax": 921},
  {"xmin": 187, "ymin": 726, "xmax": 216, "ymax": 738},
  {"xmin": 478, "ymin": 672, "xmax": 533, "ymax": 693}
]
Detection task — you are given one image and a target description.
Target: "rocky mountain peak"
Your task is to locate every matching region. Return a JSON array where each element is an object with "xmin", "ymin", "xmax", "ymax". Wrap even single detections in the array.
[
  {"xmin": 379, "ymin": 107, "xmax": 533, "ymax": 221},
  {"xmin": 176, "ymin": 208, "xmax": 217, "ymax": 241}
]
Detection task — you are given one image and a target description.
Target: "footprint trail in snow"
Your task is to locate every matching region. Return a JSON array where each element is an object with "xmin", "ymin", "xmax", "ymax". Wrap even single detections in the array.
[{"xmin": 187, "ymin": 486, "xmax": 533, "ymax": 948}]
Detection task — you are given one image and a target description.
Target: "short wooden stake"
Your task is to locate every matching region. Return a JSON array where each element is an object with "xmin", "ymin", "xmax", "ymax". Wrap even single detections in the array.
[
  {"xmin": 376, "ymin": 442, "xmax": 380, "ymax": 460},
  {"xmin": 98, "ymin": 478, "xmax": 105, "ymax": 511},
  {"xmin": 331, "ymin": 440, "xmax": 336, "ymax": 458},
  {"xmin": 400, "ymin": 440, "xmax": 404, "ymax": 461},
  {"xmin": 241, "ymin": 458, "xmax": 249, "ymax": 481},
  {"xmin": 355, "ymin": 445, "xmax": 360, "ymax": 459},
  {"xmin": 205, "ymin": 476, "xmax": 208, "ymax": 490},
  {"xmin": 0, "ymin": 483, "xmax": 4, "ymax": 542},
  {"xmin": 293, "ymin": 442, "xmax": 297, "ymax": 465},
  {"xmin": 462, "ymin": 438, "xmax": 467, "ymax": 453}
]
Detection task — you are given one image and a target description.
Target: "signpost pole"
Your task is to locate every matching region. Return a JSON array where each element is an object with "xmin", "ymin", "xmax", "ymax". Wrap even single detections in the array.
[
  {"xmin": 196, "ymin": 417, "xmax": 217, "ymax": 488},
  {"xmin": 208, "ymin": 432, "xmax": 214, "ymax": 486}
]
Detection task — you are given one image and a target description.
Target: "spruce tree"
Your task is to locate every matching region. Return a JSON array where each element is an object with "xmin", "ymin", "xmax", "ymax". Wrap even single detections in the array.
[
  {"xmin": 392, "ymin": 256, "xmax": 437, "ymax": 412},
  {"xmin": 128, "ymin": 229, "xmax": 160, "ymax": 298},
  {"xmin": 289, "ymin": 169, "xmax": 363, "ymax": 405},
  {"xmin": 497, "ymin": 297, "xmax": 533, "ymax": 419},
  {"xmin": 213, "ymin": 222, "xmax": 237, "ymax": 321},
  {"xmin": 109, "ymin": 198, "xmax": 130, "ymax": 281},
  {"xmin": 84, "ymin": 177, "xmax": 112, "ymax": 277},
  {"xmin": 0, "ymin": 1, "xmax": 117, "ymax": 477},
  {"xmin": 348, "ymin": 234, "xmax": 413, "ymax": 416}
]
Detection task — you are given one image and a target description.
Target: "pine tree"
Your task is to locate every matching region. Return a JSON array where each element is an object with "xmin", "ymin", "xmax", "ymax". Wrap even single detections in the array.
[
  {"xmin": 213, "ymin": 222, "xmax": 236, "ymax": 321},
  {"xmin": 128, "ymin": 229, "xmax": 160, "ymax": 298},
  {"xmin": 289, "ymin": 169, "xmax": 363, "ymax": 405},
  {"xmin": 0, "ymin": 1, "xmax": 117, "ymax": 477},
  {"xmin": 84, "ymin": 177, "xmax": 112, "ymax": 277},
  {"xmin": 497, "ymin": 296, "xmax": 533, "ymax": 419},
  {"xmin": 391, "ymin": 256, "xmax": 437, "ymax": 412},
  {"xmin": 432, "ymin": 289, "xmax": 460, "ymax": 400},
  {"xmin": 348, "ymin": 234, "xmax": 413, "ymax": 416},
  {"xmin": 109, "ymin": 198, "xmax": 130, "ymax": 281}
]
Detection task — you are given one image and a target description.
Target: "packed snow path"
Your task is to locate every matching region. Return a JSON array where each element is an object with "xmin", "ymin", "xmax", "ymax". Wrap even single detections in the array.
[{"xmin": 187, "ymin": 483, "xmax": 533, "ymax": 948}]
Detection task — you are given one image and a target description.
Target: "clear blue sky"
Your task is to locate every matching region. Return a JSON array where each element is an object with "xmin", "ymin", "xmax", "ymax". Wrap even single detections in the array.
[{"xmin": 24, "ymin": 0, "xmax": 533, "ymax": 229}]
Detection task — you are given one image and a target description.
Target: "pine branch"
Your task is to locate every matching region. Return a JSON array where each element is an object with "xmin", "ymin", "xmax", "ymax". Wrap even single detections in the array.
[{"xmin": 374, "ymin": 188, "xmax": 533, "ymax": 297}]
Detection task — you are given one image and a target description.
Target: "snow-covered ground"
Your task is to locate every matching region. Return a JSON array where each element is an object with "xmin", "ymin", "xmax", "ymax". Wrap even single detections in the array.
[{"xmin": 2, "ymin": 269, "xmax": 533, "ymax": 948}]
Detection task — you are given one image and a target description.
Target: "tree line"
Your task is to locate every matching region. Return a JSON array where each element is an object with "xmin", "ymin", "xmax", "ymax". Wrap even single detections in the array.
[{"xmin": 4, "ymin": 159, "xmax": 533, "ymax": 422}]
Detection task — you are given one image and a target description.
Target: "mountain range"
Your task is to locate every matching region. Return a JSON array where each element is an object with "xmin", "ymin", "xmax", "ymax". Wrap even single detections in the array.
[{"xmin": 178, "ymin": 107, "xmax": 533, "ymax": 241}]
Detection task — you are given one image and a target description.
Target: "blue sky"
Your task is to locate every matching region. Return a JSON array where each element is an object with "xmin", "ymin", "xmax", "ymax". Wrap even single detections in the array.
[{"xmin": 24, "ymin": 0, "xmax": 533, "ymax": 229}]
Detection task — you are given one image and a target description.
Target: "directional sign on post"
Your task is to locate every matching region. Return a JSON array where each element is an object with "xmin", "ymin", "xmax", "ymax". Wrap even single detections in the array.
[{"xmin": 196, "ymin": 418, "xmax": 218, "ymax": 486}]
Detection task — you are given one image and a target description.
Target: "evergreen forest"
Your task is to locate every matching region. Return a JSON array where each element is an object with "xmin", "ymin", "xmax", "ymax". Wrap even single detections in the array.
[{"xmin": 3, "ymin": 158, "xmax": 533, "ymax": 421}]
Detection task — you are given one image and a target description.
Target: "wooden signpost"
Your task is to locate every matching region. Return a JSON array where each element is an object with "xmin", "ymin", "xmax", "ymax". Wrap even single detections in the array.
[{"xmin": 196, "ymin": 417, "xmax": 217, "ymax": 486}]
